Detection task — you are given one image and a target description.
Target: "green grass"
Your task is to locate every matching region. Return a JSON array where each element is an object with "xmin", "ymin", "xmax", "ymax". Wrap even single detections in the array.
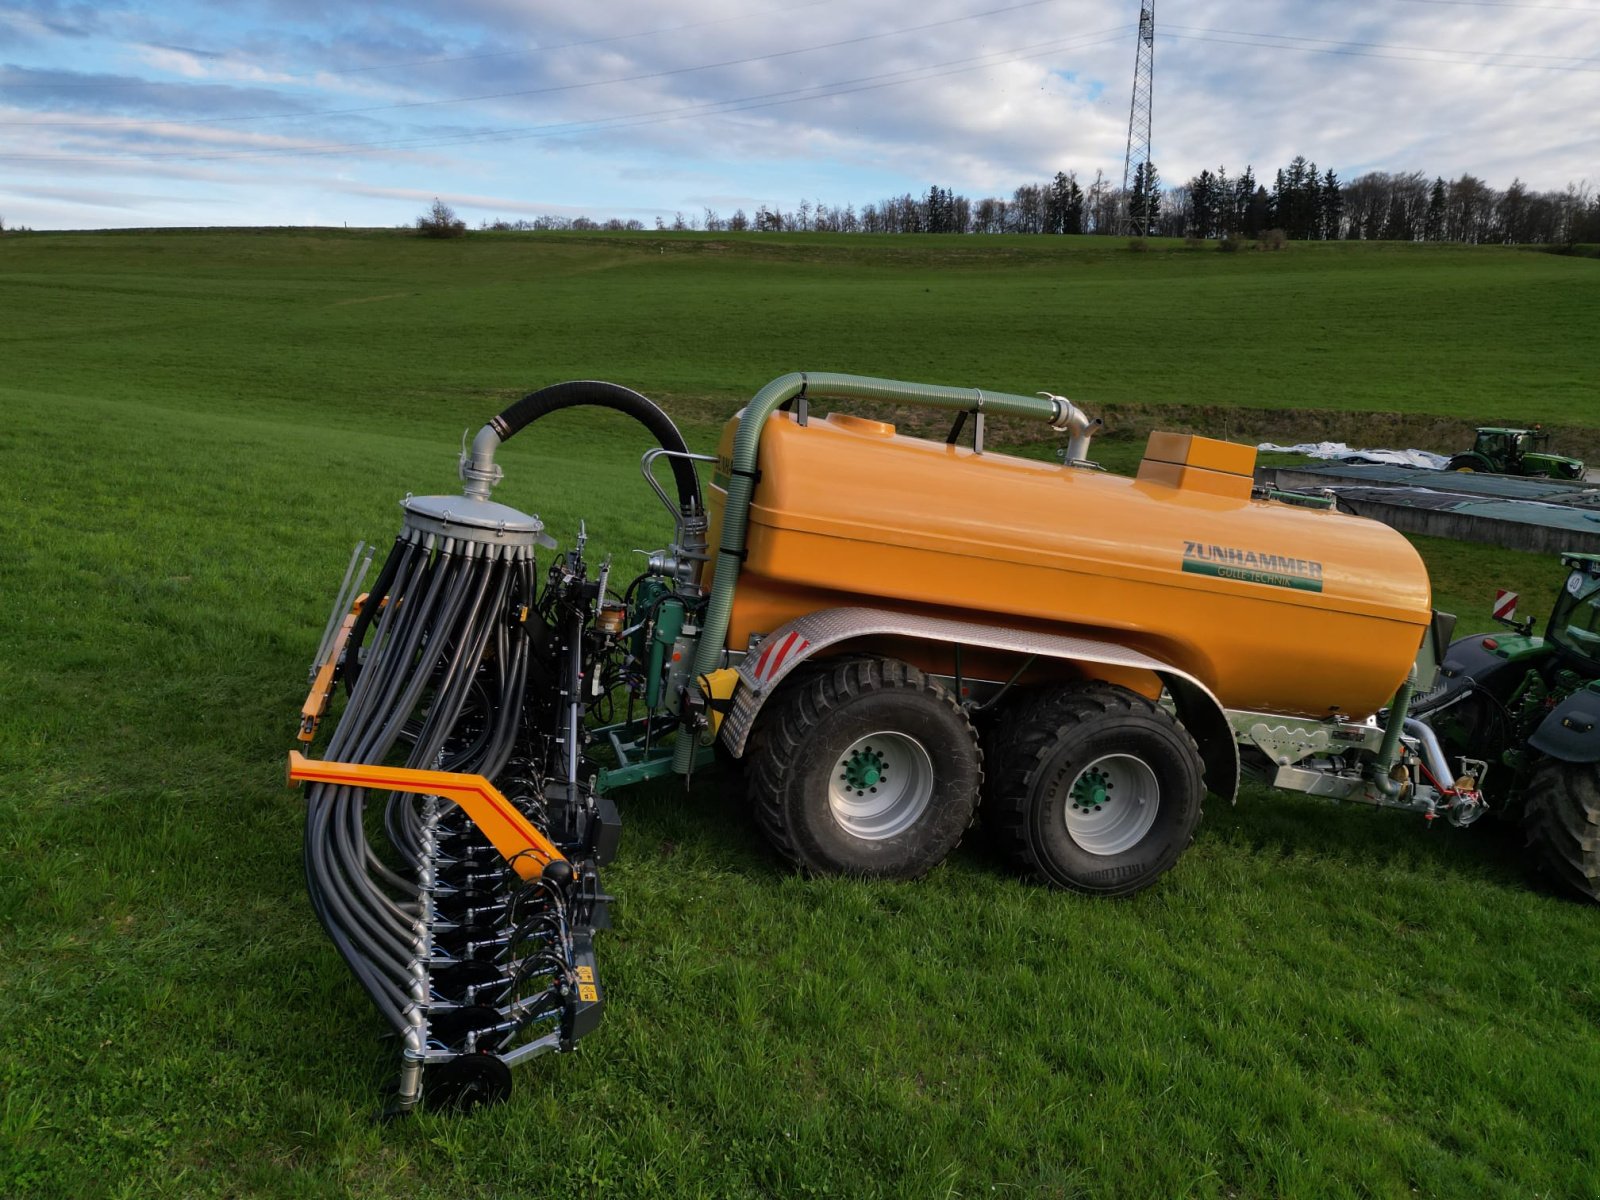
[
  {"xmin": 2, "ymin": 228, "xmax": 1597, "ymax": 429},
  {"xmin": 3, "ymin": 231, "xmax": 1598, "ymax": 1199}
]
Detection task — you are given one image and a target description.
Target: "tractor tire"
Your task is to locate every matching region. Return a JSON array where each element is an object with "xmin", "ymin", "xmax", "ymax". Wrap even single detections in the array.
[
  {"xmin": 1445, "ymin": 454, "xmax": 1486, "ymax": 474},
  {"xmin": 984, "ymin": 684, "xmax": 1204, "ymax": 897},
  {"xmin": 1522, "ymin": 759, "xmax": 1600, "ymax": 902},
  {"xmin": 745, "ymin": 657, "xmax": 981, "ymax": 879}
]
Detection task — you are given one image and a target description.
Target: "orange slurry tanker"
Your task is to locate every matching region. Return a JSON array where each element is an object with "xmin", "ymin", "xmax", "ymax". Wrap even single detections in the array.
[{"xmin": 289, "ymin": 371, "xmax": 1583, "ymax": 1114}]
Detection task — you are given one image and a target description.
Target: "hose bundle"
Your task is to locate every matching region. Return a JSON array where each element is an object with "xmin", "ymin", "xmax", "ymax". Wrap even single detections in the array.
[{"xmin": 303, "ymin": 496, "xmax": 543, "ymax": 1105}]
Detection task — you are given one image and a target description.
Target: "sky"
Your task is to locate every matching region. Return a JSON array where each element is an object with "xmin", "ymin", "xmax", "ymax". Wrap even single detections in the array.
[{"xmin": 2, "ymin": 0, "xmax": 1598, "ymax": 231}]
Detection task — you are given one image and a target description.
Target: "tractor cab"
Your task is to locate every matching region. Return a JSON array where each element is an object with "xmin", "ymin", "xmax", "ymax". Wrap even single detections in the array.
[
  {"xmin": 1472, "ymin": 426, "xmax": 1538, "ymax": 468},
  {"xmin": 1477, "ymin": 428, "xmax": 1518, "ymax": 462},
  {"xmin": 1548, "ymin": 553, "xmax": 1600, "ymax": 669}
]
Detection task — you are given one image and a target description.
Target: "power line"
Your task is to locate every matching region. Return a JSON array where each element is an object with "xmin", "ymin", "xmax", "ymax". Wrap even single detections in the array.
[
  {"xmin": 1164, "ymin": 26, "xmax": 1600, "ymax": 71},
  {"xmin": 0, "ymin": 28, "xmax": 1128, "ymax": 165},
  {"xmin": 0, "ymin": 2, "xmax": 843, "ymax": 88},
  {"xmin": 318, "ymin": 1, "xmax": 845, "ymax": 78},
  {"xmin": 1392, "ymin": 0, "xmax": 1600, "ymax": 12},
  {"xmin": 0, "ymin": 0, "xmax": 1067, "ymax": 114},
  {"xmin": 1166, "ymin": 23, "xmax": 1600, "ymax": 65}
]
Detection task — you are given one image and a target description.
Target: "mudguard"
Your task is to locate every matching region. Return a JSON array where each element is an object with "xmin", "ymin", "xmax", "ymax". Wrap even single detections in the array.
[
  {"xmin": 1529, "ymin": 688, "xmax": 1600, "ymax": 763},
  {"xmin": 719, "ymin": 605, "xmax": 1239, "ymax": 804}
]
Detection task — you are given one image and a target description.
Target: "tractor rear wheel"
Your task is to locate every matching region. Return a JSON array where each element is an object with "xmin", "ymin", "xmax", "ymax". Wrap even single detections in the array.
[
  {"xmin": 745, "ymin": 657, "xmax": 981, "ymax": 879},
  {"xmin": 984, "ymin": 684, "xmax": 1204, "ymax": 897},
  {"xmin": 1523, "ymin": 759, "xmax": 1600, "ymax": 902}
]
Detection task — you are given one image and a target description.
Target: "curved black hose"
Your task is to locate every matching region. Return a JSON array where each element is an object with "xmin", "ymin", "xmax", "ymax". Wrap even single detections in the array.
[{"xmin": 489, "ymin": 380, "xmax": 701, "ymax": 513}]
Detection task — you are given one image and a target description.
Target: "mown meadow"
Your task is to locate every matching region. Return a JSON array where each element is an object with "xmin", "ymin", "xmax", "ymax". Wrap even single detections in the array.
[{"xmin": 1, "ymin": 229, "xmax": 1596, "ymax": 1198}]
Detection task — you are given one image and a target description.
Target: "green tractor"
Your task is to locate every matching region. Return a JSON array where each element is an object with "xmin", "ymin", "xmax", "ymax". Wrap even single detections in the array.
[
  {"xmin": 1445, "ymin": 426, "xmax": 1586, "ymax": 479},
  {"xmin": 1415, "ymin": 552, "xmax": 1600, "ymax": 900}
]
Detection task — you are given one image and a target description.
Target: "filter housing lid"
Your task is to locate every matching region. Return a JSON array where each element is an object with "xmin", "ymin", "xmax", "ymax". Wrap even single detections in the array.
[{"xmin": 400, "ymin": 493, "xmax": 554, "ymax": 547}]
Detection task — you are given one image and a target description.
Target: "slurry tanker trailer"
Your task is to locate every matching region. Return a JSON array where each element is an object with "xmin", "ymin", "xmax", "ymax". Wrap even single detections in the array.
[{"xmin": 288, "ymin": 372, "xmax": 1600, "ymax": 1112}]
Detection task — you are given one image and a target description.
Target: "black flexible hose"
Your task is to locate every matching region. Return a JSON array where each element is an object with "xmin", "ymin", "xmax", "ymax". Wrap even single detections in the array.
[
  {"xmin": 489, "ymin": 380, "xmax": 701, "ymax": 513},
  {"xmin": 341, "ymin": 534, "xmax": 406, "ymax": 692}
]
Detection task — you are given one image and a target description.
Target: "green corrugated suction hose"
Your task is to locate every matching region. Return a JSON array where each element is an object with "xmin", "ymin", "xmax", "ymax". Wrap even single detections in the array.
[{"xmin": 672, "ymin": 371, "xmax": 1081, "ymax": 772}]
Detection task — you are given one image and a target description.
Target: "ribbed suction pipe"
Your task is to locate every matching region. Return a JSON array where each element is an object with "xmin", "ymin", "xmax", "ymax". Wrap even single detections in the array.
[{"xmin": 672, "ymin": 371, "xmax": 1096, "ymax": 772}]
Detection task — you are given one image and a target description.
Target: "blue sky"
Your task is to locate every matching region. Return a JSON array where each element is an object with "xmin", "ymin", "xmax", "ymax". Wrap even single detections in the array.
[{"xmin": 2, "ymin": 0, "xmax": 1597, "ymax": 230}]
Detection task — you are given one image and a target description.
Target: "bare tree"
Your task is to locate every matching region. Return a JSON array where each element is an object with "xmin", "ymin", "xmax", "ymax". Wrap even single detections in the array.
[{"xmin": 416, "ymin": 198, "xmax": 466, "ymax": 238}]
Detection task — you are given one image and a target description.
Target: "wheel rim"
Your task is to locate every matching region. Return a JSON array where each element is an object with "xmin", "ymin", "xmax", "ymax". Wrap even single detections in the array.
[
  {"xmin": 828, "ymin": 731, "xmax": 935, "ymax": 840},
  {"xmin": 1062, "ymin": 754, "xmax": 1160, "ymax": 856}
]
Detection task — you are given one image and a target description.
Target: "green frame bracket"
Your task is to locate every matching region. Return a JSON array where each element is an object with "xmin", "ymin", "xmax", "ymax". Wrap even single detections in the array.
[{"xmin": 595, "ymin": 718, "xmax": 717, "ymax": 790}]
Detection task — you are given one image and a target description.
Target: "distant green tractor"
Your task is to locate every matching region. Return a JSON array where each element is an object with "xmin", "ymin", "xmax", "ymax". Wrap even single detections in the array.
[{"xmin": 1445, "ymin": 426, "xmax": 1586, "ymax": 479}]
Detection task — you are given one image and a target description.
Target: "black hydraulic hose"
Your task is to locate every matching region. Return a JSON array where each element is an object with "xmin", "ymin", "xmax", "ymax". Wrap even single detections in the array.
[
  {"xmin": 316, "ymin": 797, "xmax": 416, "ymax": 959},
  {"xmin": 335, "ymin": 539, "xmax": 426, "ymax": 744},
  {"xmin": 341, "ymin": 534, "xmax": 406, "ymax": 692},
  {"xmin": 334, "ymin": 798, "xmax": 414, "ymax": 929},
  {"xmin": 303, "ymin": 788, "xmax": 412, "ymax": 1024},
  {"xmin": 407, "ymin": 557, "xmax": 505, "ymax": 767},
  {"xmin": 488, "ymin": 380, "xmax": 701, "ymax": 513}
]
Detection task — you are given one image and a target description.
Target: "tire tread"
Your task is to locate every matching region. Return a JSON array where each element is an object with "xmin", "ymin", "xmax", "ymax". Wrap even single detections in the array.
[
  {"xmin": 983, "ymin": 683, "xmax": 1204, "ymax": 895},
  {"xmin": 1523, "ymin": 759, "xmax": 1600, "ymax": 902},
  {"xmin": 746, "ymin": 657, "xmax": 981, "ymax": 877}
]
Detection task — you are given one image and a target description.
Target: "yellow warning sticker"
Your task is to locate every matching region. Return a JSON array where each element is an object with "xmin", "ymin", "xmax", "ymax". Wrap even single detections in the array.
[
  {"xmin": 576, "ymin": 965, "xmax": 595, "ymax": 983},
  {"xmin": 579, "ymin": 983, "xmax": 599, "ymax": 1002}
]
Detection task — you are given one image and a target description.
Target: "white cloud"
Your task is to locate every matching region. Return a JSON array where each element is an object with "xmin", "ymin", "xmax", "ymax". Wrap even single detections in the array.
[{"xmin": 2, "ymin": 0, "xmax": 1597, "ymax": 228}]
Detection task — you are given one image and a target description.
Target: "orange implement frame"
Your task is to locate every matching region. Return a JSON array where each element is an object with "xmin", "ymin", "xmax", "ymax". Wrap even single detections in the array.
[
  {"xmin": 286, "ymin": 751, "xmax": 565, "ymax": 880},
  {"xmin": 299, "ymin": 596, "xmax": 369, "ymax": 744}
]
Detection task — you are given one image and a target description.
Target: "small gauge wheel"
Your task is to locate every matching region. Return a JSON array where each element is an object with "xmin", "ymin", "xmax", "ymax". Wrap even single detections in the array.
[{"xmin": 424, "ymin": 1053, "xmax": 513, "ymax": 1111}]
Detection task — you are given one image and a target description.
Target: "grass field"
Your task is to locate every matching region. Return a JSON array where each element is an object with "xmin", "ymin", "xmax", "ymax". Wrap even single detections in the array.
[{"xmin": 2, "ymin": 231, "xmax": 1598, "ymax": 1199}]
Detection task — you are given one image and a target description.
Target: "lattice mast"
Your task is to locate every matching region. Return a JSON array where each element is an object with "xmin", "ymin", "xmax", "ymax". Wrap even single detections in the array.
[{"xmin": 1119, "ymin": 1, "xmax": 1155, "ymax": 234}]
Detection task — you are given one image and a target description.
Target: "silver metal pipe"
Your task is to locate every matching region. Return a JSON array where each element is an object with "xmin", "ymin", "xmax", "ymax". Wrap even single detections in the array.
[
  {"xmin": 461, "ymin": 424, "xmax": 504, "ymax": 501},
  {"xmin": 1403, "ymin": 717, "xmax": 1458, "ymax": 793},
  {"xmin": 1041, "ymin": 392, "xmax": 1103, "ymax": 463}
]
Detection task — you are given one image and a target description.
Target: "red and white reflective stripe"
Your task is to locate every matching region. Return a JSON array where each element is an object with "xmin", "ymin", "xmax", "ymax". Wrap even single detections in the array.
[
  {"xmin": 1492, "ymin": 590, "xmax": 1518, "ymax": 621},
  {"xmin": 751, "ymin": 635, "xmax": 779, "ymax": 679},
  {"xmin": 752, "ymin": 631, "xmax": 810, "ymax": 683}
]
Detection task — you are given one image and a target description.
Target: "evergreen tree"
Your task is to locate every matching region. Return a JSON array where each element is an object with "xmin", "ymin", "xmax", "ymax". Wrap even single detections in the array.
[
  {"xmin": 1235, "ymin": 166, "xmax": 1258, "ymax": 235},
  {"xmin": 1425, "ymin": 178, "xmax": 1446, "ymax": 241},
  {"xmin": 1129, "ymin": 161, "xmax": 1161, "ymax": 235},
  {"xmin": 1064, "ymin": 179, "xmax": 1085, "ymax": 234},
  {"xmin": 1246, "ymin": 184, "xmax": 1272, "ymax": 237},
  {"xmin": 1320, "ymin": 168, "xmax": 1343, "ymax": 240},
  {"xmin": 1046, "ymin": 171, "xmax": 1082, "ymax": 235},
  {"xmin": 1187, "ymin": 169, "xmax": 1216, "ymax": 239}
]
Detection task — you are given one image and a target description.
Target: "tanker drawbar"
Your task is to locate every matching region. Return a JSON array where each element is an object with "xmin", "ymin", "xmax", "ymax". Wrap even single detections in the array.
[{"xmin": 290, "ymin": 371, "xmax": 1552, "ymax": 1112}]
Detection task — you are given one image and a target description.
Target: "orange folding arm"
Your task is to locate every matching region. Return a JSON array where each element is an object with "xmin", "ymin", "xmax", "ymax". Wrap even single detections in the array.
[
  {"xmin": 286, "ymin": 751, "xmax": 565, "ymax": 880},
  {"xmin": 299, "ymin": 607, "xmax": 359, "ymax": 743}
]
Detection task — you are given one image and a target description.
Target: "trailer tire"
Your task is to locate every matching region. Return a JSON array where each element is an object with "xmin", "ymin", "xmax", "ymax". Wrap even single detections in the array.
[
  {"xmin": 985, "ymin": 684, "xmax": 1204, "ymax": 896},
  {"xmin": 746, "ymin": 657, "xmax": 981, "ymax": 879},
  {"xmin": 1523, "ymin": 759, "xmax": 1600, "ymax": 903}
]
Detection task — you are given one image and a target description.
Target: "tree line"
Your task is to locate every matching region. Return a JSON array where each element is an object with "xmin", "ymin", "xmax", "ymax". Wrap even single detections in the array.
[{"xmin": 480, "ymin": 157, "xmax": 1600, "ymax": 245}]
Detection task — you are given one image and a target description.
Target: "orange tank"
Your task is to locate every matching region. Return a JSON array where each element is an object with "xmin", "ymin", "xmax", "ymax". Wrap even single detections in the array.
[{"xmin": 704, "ymin": 411, "xmax": 1432, "ymax": 720}]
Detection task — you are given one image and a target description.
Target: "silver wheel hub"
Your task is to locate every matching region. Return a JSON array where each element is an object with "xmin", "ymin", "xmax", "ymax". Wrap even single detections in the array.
[
  {"xmin": 828, "ymin": 731, "xmax": 935, "ymax": 840},
  {"xmin": 1063, "ymin": 753, "xmax": 1159, "ymax": 856}
]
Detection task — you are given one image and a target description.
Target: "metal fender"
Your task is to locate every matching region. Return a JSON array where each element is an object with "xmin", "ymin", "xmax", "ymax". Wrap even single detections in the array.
[
  {"xmin": 719, "ymin": 605, "xmax": 1239, "ymax": 803},
  {"xmin": 1411, "ymin": 633, "xmax": 1537, "ymax": 717},
  {"xmin": 1529, "ymin": 690, "xmax": 1600, "ymax": 763}
]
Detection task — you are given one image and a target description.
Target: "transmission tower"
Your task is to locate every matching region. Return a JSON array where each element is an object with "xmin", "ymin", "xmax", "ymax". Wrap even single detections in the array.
[{"xmin": 1120, "ymin": 1, "xmax": 1155, "ymax": 234}]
